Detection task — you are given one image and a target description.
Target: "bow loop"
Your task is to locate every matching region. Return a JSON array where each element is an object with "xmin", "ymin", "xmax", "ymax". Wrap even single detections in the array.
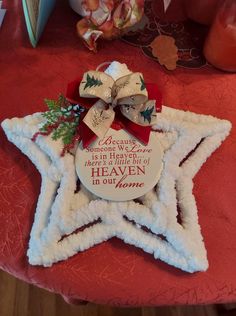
[
  {"xmin": 79, "ymin": 71, "xmax": 114, "ymax": 103},
  {"xmin": 111, "ymin": 73, "xmax": 148, "ymax": 106},
  {"xmin": 76, "ymin": 69, "xmax": 162, "ymax": 143}
]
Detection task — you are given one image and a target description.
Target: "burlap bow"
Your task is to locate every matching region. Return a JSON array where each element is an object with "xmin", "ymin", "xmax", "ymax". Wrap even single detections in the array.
[{"xmin": 79, "ymin": 71, "xmax": 158, "ymax": 139}]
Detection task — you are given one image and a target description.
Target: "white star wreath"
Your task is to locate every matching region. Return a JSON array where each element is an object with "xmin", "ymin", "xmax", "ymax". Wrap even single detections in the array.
[{"xmin": 1, "ymin": 104, "xmax": 231, "ymax": 273}]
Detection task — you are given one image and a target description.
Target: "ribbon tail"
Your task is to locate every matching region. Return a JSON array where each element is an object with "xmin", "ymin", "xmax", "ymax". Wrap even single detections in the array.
[
  {"xmin": 77, "ymin": 121, "xmax": 97, "ymax": 149},
  {"xmin": 82, "ymin": 100, "xmax": 115, "ymax": 139},
  {"xmin": 146, "ymin": 83, "xmax": 162, "ymax": 113},
  {"xmin": 125, "ymin": 120, "xmax": 151, "ymax": 145},
  {"xmin": 115, "ymin": 110, "xmax": 151, "ymax": 145}
]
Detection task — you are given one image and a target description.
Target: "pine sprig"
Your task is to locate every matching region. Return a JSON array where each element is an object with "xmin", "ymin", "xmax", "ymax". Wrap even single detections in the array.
[
  {"xmin": 51, "ymin": 120, "xmax": 79, "ymax": 145},
  {"xmin": 44, "ymin": 94, "xmax": 68, "ymax": 110},
  {"xmin": 84, "ymin": 74, "xmax": 103, "ymax": 90},
  {"xmin": 41, "ymin": 95, "xmax": 70, "ymax": 131},
  {"xmin": 44, "ymin": 99, "xmax": 57, "ymax": 110},
  {"xmin": 35, "ymin": 94, "xmax": 84, "ymax": 155}
]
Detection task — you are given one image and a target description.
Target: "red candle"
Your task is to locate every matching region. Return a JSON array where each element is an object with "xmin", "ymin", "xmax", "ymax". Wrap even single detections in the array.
[{"xmin": 204, "ymin": 0, "xmax": 236, "ymax": 72}]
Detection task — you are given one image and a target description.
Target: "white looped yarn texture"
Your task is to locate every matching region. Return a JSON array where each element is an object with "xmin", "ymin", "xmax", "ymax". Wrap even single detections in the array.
[{"xmin": 1, "ymin": 106, "xmax": 231, "ymax": 273}]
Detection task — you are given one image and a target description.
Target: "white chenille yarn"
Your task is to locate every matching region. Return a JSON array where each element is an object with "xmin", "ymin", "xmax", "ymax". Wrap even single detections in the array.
[{"xmin": 1, "ymin": 105, "xmax": 231, "ymax": 272}]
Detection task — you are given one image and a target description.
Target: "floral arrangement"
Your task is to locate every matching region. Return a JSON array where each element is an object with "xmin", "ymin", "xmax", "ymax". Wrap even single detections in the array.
[
  {"xmin": 73, "ymin": 0, "xmax": 172, "ymax": 51},
  {"xmin": 76, "ymin": 0, "xmax": 145, "ymax": 51}
]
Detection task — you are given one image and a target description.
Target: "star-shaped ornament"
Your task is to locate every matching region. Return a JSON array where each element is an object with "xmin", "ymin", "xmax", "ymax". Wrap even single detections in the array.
[{"xmin": 1, "ymin": 105, "xmax": 231, "ymax": 273}]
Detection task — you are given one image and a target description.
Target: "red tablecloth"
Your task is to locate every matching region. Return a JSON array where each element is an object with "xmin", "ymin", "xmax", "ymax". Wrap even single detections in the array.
[{"xmin": 0, "ymin": 0, "xmax": 236, "ymax": 307}]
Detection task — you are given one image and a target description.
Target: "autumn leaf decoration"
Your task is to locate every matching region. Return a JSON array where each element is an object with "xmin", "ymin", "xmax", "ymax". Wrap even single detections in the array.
[
  {"xmin": 150, "ymin": 35, "xmax": 178, "ymax": 71},
  {"xmin": 84, "ymin": 74, "xmax": 103, "ymax": 90},
  {"xmin": 32, "ymin": 94, "xmax": 84, "ymax": 156}
]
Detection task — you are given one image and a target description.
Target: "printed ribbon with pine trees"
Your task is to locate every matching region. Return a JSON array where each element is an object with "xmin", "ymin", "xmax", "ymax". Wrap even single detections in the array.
[{"xmin": 32, "ymin": 70, "xmax": 162, "ymax": 155}]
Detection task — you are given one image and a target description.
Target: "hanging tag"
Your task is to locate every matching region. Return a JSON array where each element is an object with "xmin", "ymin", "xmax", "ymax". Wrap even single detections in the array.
[
  {"xmin": 75, "ymin": 129, "xmax": 163, "ymax": 201},
  {"xmin": 83, "ymin": 100, "xmax": 115, "ymax": 139}
]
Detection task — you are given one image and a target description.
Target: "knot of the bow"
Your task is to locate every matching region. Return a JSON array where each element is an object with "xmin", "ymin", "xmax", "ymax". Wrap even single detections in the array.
[{"xmin": 79, "ymin": 70, "xmax": 158, "ymax": 139}]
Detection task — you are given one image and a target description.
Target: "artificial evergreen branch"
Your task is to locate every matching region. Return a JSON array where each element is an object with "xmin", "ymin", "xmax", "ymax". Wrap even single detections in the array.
[{"xmin": 32, "ymin": 94, "xmax": 84, "ymax": 155}]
